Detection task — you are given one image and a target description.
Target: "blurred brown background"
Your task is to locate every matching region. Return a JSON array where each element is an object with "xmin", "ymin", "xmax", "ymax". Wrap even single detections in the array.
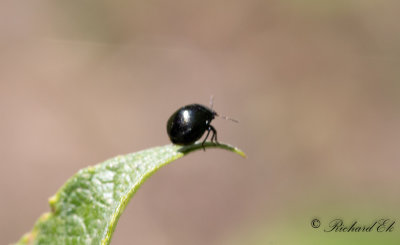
[{"xmin": 1, "ymin": 1, "xmax": 399, "ymax": 244}]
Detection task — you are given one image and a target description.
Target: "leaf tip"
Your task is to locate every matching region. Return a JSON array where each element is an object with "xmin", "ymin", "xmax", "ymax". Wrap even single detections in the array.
[
  {"xmin": 233, "ymin": 147, "xmax": 247, "ymax": 158},
  {"xmin": 177, "ymin": 141, "xmax": 246, "ymax": 158}
]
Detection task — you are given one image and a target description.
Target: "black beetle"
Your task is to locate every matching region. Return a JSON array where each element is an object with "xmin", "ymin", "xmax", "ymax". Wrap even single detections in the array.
[{"xmin": 167, "ymin": 102, "xmax": 237, "ymax": 148}]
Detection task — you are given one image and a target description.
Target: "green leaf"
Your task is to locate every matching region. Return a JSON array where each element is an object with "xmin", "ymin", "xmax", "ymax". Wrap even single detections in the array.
[{"xmin": 16, "ymin": 142, "xmax": 245, "ymax": 245}]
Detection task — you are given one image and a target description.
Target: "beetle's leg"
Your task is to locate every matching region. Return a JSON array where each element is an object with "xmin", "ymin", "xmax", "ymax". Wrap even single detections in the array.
[
  {"xmin": 201, "ymin": 127, "xmax": 211, "ymax": 151},
  {"xmin": 209, "ymin": 125, "xmax": 218, "ymax": 144}
]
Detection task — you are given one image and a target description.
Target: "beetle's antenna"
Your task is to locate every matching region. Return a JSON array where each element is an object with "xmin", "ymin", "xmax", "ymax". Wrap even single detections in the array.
[
  {"xmin": 210, "ymin": 96, "xmax": 238, "ymax": 123},
  {"xmin": 215, "ymin": 113, "xmax": 239, "ymax": 123}
]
